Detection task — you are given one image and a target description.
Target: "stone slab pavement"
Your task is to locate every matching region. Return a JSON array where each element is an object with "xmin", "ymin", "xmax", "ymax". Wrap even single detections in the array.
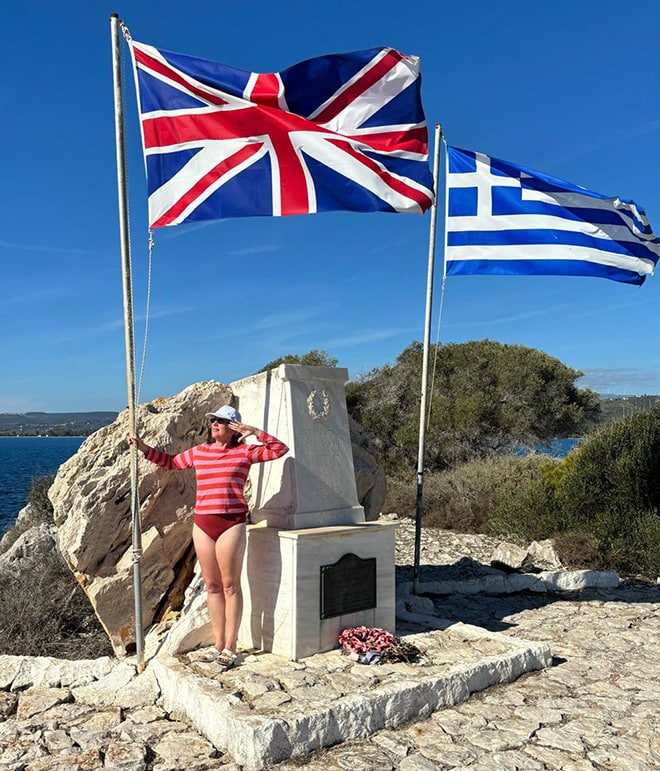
[
  {"xmin": 280, "ymin": 577, "xmax": 659, "ymax": 771},
  {"xmin": 2, "ymin": 576, "xmax": 657, "ymax": 770},
  {"xmin": 1, "ymin": 518, "xmax": 658, "ymax": 769}
]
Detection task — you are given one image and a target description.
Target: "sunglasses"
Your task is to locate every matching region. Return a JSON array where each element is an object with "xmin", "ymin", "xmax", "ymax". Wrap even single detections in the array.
[{"xmin": 209, "ymin": 417, "xmax": 231, "ymax": 425}]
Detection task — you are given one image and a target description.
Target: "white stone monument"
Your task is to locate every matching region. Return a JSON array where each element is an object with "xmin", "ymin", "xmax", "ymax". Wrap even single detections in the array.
[{"xmin": 231, "ymin": 364, "xmax": 396, "ymax": 660}]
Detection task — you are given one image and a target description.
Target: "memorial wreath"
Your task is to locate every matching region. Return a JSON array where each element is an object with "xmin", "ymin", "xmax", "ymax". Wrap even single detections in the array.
[{"xmin": 338, "ymin": 626, "xmax": 421, "ymax": 664}]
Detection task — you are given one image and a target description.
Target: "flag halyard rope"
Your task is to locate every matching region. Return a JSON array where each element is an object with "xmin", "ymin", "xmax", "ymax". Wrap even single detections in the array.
[
  {"xmin": 426, "ymin": 136, "xmax": 449, "ymax": 432},
  {"xmin": 426, "ymin": 271, "xmax": 447, "ymax": 430}
]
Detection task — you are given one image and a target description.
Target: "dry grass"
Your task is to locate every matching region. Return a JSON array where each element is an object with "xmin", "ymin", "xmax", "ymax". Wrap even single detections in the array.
[
  {"xmin": 384, "ymin": 451, "xmax": 659, "ymax": 579},
  {"xmin": 0, "ymin": 553, "xmax": 113, "ymax": 658},
  {"xmin": 384, "ymin": 454, "xmax": 548, "ymax": 533},
  {"xmin": 0, "ymin": 475, "xmax": 112, "ymax": 659}
]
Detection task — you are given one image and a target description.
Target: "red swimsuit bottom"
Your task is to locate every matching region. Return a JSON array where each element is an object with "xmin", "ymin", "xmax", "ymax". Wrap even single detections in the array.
[{"xmin": 194, "ymin": 512, "xmax": 247, "ymax": 541}]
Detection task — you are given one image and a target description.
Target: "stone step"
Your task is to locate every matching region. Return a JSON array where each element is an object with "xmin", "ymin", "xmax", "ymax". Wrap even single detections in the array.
[{"xmin": 151, "ymin": 618, "xmax": 551, "ymax": 770}]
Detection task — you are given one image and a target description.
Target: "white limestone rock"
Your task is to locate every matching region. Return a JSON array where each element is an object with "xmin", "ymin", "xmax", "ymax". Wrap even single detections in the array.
[
  {"xmin": 6, "ymin": 655, "xmax": 115, "ymax": 691},
  {"xmin": 490, "ymin": 542, "xmax": 529, "ymax": 571},
  {"xmin": 535, "ymin": 569, "xmax": 619, "ymax": 591},
  {"xmin": 72, "ymin": 665, "xmax": 160, "ymax": 709},
  {"xmin": 15, "ymin": 687, "xmax": 73, "ymax": 721},
  {"xmin": 491, "ymin": 539, "xmax": 564, "ymax": 574},
  {"xmin": 0, "ymin": 656, "xmax": 23, "ymax": 690},
  {"xmin": 0, "ymin": 504, "xmax": 32, "ymax": 550},
  {"xmin": 349, "ymin": 416, "xmax": 386, "ymax": 521},
  {"xmin": 101, "ymin": 739, "xmax": 149, "ymax": 769},
  {"xmin": 396, "ymin": 585, "xmax": 436, "ymax": 617},
  {"xmin": 527, "ymin": 539, "xmax": 563, "ymax": 571},
  {"xmin": 0, "ymin": 523, "xmax": 58, "ymax": 575},
  {"xmin": 147, "ymin": 564, "xmax": 213, "ymax": 656}
]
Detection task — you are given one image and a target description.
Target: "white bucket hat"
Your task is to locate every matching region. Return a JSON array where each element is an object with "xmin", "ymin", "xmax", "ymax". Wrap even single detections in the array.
[{"xmin": 206, "ymin": 405, "xmax": 241, "ymax": 422}]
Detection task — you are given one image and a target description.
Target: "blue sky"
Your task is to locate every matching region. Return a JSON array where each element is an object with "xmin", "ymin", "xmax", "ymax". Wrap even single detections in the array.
[{"xmin": 2, "ymin": 0, "xmax": 659, "ymax": 412}]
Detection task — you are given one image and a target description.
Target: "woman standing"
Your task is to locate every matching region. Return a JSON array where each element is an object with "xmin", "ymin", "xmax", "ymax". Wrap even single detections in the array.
[{"xmin": 129, "ymin": 404, "xmax": 288, "ymax": 668}]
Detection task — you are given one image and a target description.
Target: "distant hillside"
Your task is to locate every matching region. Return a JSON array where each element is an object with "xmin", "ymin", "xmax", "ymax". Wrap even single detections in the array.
[
  {"xmin": 596, "ymin": 395, "xmax": 660, "ymax": 425},
  {"xmin": 0, "ymin": 412, "xmax": 118, "ymax": 437},
  {"xmin": 0, "ymin": 394, "xmax": 657, "ymax": 438}
]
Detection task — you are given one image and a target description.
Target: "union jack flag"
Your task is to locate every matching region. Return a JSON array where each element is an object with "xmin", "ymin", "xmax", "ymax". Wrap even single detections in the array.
[{"xmin": 128, "ymin": 41, "xmax": 434, "ymax": 228}]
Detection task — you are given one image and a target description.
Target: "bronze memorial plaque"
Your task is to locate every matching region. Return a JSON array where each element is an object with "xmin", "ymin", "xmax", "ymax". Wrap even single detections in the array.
[{"xmin": 320, "ymin": 552, "xmax": 377, "ymax": 619}]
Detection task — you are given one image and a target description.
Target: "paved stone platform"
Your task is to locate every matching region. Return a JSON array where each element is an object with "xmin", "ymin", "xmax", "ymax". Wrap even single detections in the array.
[
  {"xmin": 153, "ymin": 620, "xmax": 551, "ymax": 769},
  {"xmin": 1, "ymin": 518, "xmax": 657, "ymax": 769}
]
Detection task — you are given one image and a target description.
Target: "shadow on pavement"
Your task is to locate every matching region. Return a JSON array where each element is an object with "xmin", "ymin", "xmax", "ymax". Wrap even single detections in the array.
[{"xmin": 396, "ymin": 561, "xmax": 659, "ymax": 633}]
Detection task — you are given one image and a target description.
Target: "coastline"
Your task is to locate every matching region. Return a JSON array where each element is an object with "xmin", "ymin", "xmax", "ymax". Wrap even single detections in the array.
[
  {"xmin": 0, "ymin": 436, "xmax": 85, "ymax": 535},
  {"xmin": 0, "ymin": 435, "xmax": 88, "ymax": 438}
]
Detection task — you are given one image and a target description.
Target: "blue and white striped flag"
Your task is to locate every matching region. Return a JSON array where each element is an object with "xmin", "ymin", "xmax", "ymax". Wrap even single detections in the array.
[{"xmin": 445, "ymin": 146, "xmax": 659, "ymax": 286}]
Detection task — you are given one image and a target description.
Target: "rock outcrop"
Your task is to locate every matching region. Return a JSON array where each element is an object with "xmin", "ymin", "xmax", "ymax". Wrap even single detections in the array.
[
  {"xmin": 49, "ymin": 381, "xmax": 230, "ymax": 658},
  {"xmin": 349, "ymin": 416, "xmax": 387, "ymax": 522},
  {"xmin": 491, "ymin": 539, "xmax": 564, "ymax": 573},
  {"xmin": 48, "ymin": 380, "xmax": 385, "ymax": 657},
  {"xmin": 0, "ymin": 505, "xmax": 58, "ymax": 576}
]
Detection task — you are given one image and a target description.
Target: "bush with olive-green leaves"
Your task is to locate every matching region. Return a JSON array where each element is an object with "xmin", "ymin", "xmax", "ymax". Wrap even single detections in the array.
[
  {"xmin": 347, "ymin": 340, "xmax": 599, "ymax": 473},
  {"xmin": 489, "ymin": 409, "xmax": 660, "ymax": 577}
]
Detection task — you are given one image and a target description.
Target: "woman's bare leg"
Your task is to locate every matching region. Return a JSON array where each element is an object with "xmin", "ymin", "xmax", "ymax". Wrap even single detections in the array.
[
  {"xmin": 215, "ymin": 522, "xmax": 247, "ymax": 652},
  {"xmin": 192, "ymin": 523, "xmax": 226, "ymax": 651}
]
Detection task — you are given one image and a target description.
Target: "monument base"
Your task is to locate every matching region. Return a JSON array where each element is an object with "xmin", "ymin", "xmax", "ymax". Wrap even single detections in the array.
[{"xmin": 238, "ymin": 522, "xmax": 396, "ymax": 661}]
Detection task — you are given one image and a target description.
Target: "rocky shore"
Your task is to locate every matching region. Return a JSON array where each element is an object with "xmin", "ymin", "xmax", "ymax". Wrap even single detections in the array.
[{"xmin": 1, "ymin": 517, "xmax": 658, "ymax": 770}]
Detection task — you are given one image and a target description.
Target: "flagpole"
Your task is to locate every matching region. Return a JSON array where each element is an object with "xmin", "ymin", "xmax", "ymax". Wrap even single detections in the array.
[
  {"xmin": 413, "ymin": 123, "xmax": 442, "ymax": 595},
  {"xmin": 110, "ymin": 13, "xmax": 145, "ymax": 672}
]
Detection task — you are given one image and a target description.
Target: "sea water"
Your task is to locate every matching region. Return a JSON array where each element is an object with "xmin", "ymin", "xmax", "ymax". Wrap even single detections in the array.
[
  {"xmin": 0, "ymin": 436, "xmax": 84, "ymax": 536},
  {"xmin": 533, "ymin": 437, "xmax": 583, "ymax": 457}
]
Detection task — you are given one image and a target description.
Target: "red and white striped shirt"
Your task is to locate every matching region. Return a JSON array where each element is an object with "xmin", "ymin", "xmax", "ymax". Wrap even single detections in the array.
[{"xmin": 145, "ymin": 431, "xmax": 288, "ymax": 515}]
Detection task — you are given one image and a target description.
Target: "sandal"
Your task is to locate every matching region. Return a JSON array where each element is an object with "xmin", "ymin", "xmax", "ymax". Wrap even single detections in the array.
[
  {"xmin": 217, "ymin": 648, "xmax": 238, "ymax": 670},
  {"xmin": 196, "ymin": 647, "xmax": 223, "ymax": 664},
  {"xmin": 196, "ymin": 647, "xmax": 238, "ymax": 669}
]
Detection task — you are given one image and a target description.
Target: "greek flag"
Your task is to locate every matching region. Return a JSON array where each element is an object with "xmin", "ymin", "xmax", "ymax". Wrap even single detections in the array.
[{"xmin": 445, "ymin": 146, "xmax": 659, "ymax": 286}]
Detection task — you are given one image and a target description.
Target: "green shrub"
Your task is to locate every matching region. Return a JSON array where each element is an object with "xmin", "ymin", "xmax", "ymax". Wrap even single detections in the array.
[
  {"xmin": 557, "ymin": 407, "xmax": 660, "ymax": 528},
  {"xmin": 552, "ymin": 530, "xmax": 606, "ymax": 571},
  {"xmin": 489, "ymin": 471, "xmax": 556, "ymax": 541},
  {"xmin": 487, "ymin": 410, "xmax": 660, "ymax": 577},
  {"xmin": 488, "ymin": 454, "xmax": 572, "ymax": 540},
  {"xmin": 619, "ymin": 510, "xmax": 660, "ymax": 576}
]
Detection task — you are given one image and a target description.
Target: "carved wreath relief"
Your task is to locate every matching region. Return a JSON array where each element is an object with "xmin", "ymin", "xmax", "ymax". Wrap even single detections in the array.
[{"xmin": 307, "ymin": 389, "xmax": 331, "ymax": 420}]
